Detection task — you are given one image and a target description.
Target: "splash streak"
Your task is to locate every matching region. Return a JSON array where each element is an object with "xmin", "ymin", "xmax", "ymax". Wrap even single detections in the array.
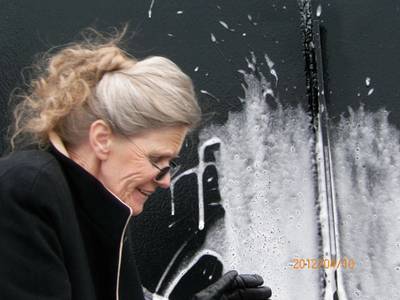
[{"xmin": 148, "ymin": 0, "xmax": 155, "ymax": 18}]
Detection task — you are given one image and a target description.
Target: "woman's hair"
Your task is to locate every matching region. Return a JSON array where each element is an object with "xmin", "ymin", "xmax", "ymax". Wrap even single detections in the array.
[{"xmin": 8, "ymin": 27, "xmax": 201, "ymax": 151}]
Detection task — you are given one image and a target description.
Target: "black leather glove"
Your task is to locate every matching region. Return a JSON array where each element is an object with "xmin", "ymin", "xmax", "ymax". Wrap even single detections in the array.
[{"xmin": 192, "ymin": 270, "xmax": 272, "ymax": 300}]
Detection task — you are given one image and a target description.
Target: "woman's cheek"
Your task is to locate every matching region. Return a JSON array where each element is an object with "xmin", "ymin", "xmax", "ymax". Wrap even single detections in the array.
[{"xmin": 129, "ymin": 166, "xmax": 154, "ymax": 184}]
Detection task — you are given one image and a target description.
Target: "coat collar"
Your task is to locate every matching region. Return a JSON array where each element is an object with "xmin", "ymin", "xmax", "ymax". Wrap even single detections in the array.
[
  {"xmin": 48, "ymin": 131, "xmax": 132, "ymax": 244},
  {"xmin": 48, "ymin": 131, "xmax": 70, "ymax": 157}
]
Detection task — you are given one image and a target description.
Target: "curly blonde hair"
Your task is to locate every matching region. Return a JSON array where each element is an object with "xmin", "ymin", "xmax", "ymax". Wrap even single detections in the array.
[{"xmin": 8, "ymin": 27, "xmax": 201, "ymax": 151}]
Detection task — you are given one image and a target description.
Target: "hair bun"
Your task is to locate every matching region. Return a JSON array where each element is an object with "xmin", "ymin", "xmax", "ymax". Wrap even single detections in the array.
[{"xmin": 94, "ymin": 46, "xmax": 137, "ymax": 80}]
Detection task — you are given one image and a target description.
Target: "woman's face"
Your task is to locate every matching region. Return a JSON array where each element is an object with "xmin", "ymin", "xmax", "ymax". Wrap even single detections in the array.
[{"xmin": 98, "ymin": 126, "xmax": 188, "ymax": 215}]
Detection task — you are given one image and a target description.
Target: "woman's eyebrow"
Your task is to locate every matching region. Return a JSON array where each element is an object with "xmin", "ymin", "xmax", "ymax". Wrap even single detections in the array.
[{"xmin": 149, "ymin": 151, "xmax": 178, "ymax": 159}]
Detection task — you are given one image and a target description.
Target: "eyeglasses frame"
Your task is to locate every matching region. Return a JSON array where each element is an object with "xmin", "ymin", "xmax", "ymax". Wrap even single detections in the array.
[{"xmin": 148, "ymin": 159, "xmax": 180, "ymax": 181}]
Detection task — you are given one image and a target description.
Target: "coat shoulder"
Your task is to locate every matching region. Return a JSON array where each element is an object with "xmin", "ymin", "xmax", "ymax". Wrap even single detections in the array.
[
  {"xmin": 0, "ymin": 149, "xmax": 55, "ymax": 171},
  {"xmin": 0, "ymin": 150, "xmax": 66, "ymax": 207},
  {"xmin": 0, "ymin": 150, "xmax": 74, "ymax": 299}
]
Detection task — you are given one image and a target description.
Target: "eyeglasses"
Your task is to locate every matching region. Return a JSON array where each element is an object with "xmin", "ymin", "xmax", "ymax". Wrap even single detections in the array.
[
  {"xmin": 121, "ymin": 134, "xmax": 181, "ymax": 181},
  {"xmin": 148, "ymin": 159, "xmax": 180, "ymax": 181}
]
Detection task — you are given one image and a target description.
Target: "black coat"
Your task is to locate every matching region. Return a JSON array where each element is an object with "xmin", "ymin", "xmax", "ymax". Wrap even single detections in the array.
[{"xmin": 0, "ymin": 145, "xmax": 146, "ymax": 300}]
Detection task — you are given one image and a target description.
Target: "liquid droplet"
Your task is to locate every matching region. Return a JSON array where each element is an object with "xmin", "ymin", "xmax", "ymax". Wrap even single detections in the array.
[{"xmin": 316, "ymin": 5, "xmax": 322, "ymax": 17}]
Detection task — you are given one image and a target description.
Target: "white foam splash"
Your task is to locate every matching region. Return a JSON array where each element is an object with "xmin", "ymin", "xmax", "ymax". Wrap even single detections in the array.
[
  {"xmin": 197, "ymin": 58, "xmax": 322, "ymax": 299},
  {"xmin": 332, "ymin": 106, "xmax": 400, "ymax": 299}
]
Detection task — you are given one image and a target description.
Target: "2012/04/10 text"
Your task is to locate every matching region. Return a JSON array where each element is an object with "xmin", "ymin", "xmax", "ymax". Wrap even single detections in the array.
[{"xmin": 290, "ymin": 257, "xmax": 356, "ymax": 270}]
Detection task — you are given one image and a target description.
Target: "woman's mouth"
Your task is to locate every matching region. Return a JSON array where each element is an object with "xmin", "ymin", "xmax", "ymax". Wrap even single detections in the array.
[{"xmin": 137, "ymin": 188, "xmax": 152, "ymax": 197}]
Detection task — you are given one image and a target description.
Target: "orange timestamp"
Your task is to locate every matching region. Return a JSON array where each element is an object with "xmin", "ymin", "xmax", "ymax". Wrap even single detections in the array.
[{"xmin": 290, "ymin": 257, "xmax": 356, "ymax": 270}]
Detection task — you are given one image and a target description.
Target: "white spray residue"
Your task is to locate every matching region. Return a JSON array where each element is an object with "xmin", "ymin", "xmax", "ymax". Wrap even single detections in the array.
[
  {"xmin": 332, "ymin": 106, "xmax": 400, "ymax": 299},
  {"xmin": 247, "ymin": 14, "xmax": 258, "ymax": 26},
  {"xmin": 148, "ymin": 0, "xmax": 156, "ymax": 18},
  {"xmin": 163, "ymin": 54, "xmax": 323, "ymax": 299},
  {"xmin": 264, "ymin": 54, "xmax": 278, "ymax": 85},
  {"xmin": 200, "ymin": 90, "xmax": 220, "ymax": 102},
  {"xmin": 316, "ymin": 4, "xmax": 322, "ymax": 17},
  {"xmin": 365, "ymin": 77, "xmax": 371, "ymax": 87},
  {"xmin": 219, "ymin": 20, "xmax": 235, "ymax": 32},
  {"xmin": 244, "ymin": 52, "xmax": 257, "ymax": 73},
  {"xmin": 368, "ymin": 88, "xmax": 374, "ymax": 96}
]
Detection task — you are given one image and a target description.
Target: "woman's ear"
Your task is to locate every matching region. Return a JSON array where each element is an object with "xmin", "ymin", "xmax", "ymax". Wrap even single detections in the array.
[{"xmin": 89, "ymin": 120, "xmax": 113, "ymax": 160}]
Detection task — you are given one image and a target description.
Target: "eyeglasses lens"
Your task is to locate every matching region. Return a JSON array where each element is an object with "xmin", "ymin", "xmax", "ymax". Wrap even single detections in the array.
[
  {"xmin": 155, "ymin": 167, "xmax": 170, "ymax": 181},
  {"xmin": 155, "ymin": 162, "xmax": 180, "ymax": 181}
]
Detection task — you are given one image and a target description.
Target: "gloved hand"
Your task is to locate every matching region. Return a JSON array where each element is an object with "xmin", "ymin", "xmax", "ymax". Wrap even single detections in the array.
[{"xmin": 192, "ymin": 270, "xmax": 272, "ymax": 300}]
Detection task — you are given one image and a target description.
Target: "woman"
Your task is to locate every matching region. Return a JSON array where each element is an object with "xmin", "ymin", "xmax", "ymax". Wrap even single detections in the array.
[{"xmin": 0, "ymin": 29, "xmax": 271, "ymax": 300}]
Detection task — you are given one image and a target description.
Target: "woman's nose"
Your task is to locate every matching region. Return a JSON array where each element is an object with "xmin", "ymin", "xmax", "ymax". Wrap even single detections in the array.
[{"xmin": 155, "ymin": 173, "xmax": 171, "ymax": 189}]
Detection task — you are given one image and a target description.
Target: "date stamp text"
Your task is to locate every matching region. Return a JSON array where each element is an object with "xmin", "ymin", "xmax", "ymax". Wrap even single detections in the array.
[{"xmin": 290, "ymin": 257, "xmax": 356, "ymax": 270}]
